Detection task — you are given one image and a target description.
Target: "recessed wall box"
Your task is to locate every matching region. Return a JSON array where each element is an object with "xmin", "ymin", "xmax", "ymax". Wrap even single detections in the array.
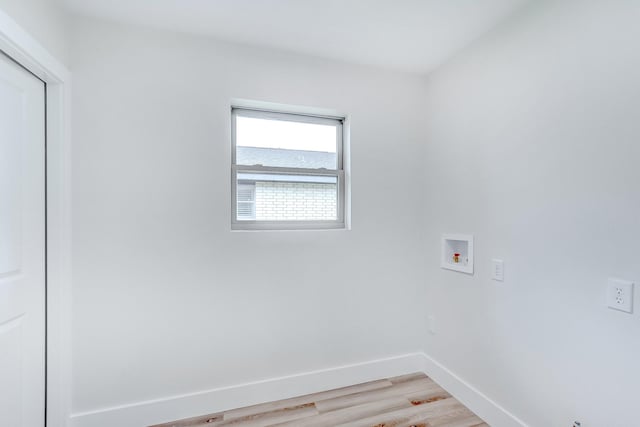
[{"xmin": 441, "ymin": 234, "xmax": 474, "ymax": 274}]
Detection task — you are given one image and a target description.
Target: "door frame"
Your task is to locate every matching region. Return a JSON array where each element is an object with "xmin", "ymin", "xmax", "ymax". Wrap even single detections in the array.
[{"xmin": 0, "ymin": 9, "xmax": 72, "ymax": 427}]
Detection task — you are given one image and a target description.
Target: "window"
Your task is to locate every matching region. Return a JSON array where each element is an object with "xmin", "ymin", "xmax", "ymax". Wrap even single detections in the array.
[{"xmin": 231, "ymin": 107, "xmax": 346, "ymax": 230}]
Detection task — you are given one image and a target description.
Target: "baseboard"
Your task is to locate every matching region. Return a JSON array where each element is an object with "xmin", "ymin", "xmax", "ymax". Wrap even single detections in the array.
[
  {"xmin": 69, "ymin": 352, "xmax": 425, "ymax": 427},
  {"xmin": 419, "ymin": 352, "xmax": 528, "ymax": 427},
  {"xmin": 69, "ymin": 351, "xmax": 527, "ymax": 427}
]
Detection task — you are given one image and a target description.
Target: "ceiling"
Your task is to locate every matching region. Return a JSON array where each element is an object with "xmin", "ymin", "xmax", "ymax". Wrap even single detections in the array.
[{"xmin": 61, "ymin": 0, "xmax": 529, "ymax": 74}]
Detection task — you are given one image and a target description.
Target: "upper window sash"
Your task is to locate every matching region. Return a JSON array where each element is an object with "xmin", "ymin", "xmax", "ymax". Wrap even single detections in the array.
[
  {"xmin": 231, "ymin": 108, "xmax": 344, "ymax": 171},
  {"xmin": 233, "ymin": 107, "xmax": 344, "ymax": 127}
]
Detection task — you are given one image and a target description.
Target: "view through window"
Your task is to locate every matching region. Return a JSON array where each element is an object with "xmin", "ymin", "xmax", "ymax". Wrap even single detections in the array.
[{"xmin": 232, "ymin": 108, "xmax": 345, "ymax": 229}]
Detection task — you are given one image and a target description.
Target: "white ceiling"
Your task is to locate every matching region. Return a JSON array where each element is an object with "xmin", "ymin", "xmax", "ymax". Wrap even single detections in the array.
[{"xmin": 61, "ymin": 0, "xmax": 529, "ymax": 74}]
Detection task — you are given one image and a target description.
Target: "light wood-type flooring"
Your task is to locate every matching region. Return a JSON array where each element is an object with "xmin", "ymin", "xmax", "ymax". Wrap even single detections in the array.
[{"xmin": 151, "ymin": 372, "xmax": 488, "ymax": 427}]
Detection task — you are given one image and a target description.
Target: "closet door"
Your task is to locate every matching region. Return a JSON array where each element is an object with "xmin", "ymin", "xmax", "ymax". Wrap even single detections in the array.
[{"xmin": 0, "ymin": 50, "xmax": 46, "ymax": 427}]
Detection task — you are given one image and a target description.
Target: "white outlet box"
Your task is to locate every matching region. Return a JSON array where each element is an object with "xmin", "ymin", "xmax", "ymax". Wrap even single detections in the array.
[
  {"xmin": 441, "ymin": 234, "xmax": 474, "ymax": 274},
  {"xmin": 607, "ymin": 278, "xmax": 634, "ymax": 313}
]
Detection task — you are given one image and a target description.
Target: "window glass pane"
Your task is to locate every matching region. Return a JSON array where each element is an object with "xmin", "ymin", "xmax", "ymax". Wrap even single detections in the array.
[
  {"xmin": 236, "ymin": 116, "xmax": 337, "ymax": 169},
  {"xmin": 237, "ymin": 172, "xmax": 337, "ymax": 221}
]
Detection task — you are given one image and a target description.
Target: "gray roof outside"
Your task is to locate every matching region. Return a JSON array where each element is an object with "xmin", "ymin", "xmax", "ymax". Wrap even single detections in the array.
[{"xmin": 236, "ymin": 146, "xmax": 336, "ymax": 169}]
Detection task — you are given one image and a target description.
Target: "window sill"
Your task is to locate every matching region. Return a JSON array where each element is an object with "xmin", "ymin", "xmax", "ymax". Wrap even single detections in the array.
[{"xmin": 231, "ymin": 221, "xmax": 347, "ymax": 231}]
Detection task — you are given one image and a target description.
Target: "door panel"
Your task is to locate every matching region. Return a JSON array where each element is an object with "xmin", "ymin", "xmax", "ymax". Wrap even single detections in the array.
[
  {"xmin": 0, "ymin": 51, "xmax": 46, "ymax": 427},
  {"xmin": 0, "ymin": 65, "xmax": 23, "ymax": 277},
  {"xmin": 0, "ymin": 316, "xmax": 23, "ymax": 425}
]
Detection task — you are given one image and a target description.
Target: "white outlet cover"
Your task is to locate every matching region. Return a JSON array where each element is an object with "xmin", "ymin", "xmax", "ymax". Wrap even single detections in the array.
[
  {"xmin": 607, "ymin": 278, "xmax": 634, "ymax": 313},
  {"xmin": 428, "ymin": 315, "xmax": 436, "ymax": 335},
  {"xmin": 492, "ymin": 259, "xmax": 504, "ymax": 281}
]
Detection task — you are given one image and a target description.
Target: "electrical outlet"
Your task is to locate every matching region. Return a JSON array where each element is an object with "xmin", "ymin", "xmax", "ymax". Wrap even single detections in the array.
[
  {"xmin": 428, "ymin": 315, "xmax": 436, "ymax": 335},
  {"xmin": 491, "ymin": 259, "xmax": 504, "ymax": 281},
  {"xmin": 607, "ymin": 278, "xmax": 634, "ymax": 313}
]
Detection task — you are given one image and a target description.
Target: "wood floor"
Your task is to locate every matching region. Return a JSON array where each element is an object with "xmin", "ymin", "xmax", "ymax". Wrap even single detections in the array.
[{"xmin": 151, "ymin": 373, "xmax": 487, "ymax": 427}]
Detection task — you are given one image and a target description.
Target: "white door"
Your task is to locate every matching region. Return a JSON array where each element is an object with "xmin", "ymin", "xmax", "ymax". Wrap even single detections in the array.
[{"xmin": 0, "ymin": 51, "xmax": 46, "ymax": 426}]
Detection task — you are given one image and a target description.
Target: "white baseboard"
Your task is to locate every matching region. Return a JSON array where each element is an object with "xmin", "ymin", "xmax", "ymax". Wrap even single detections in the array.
[
  {"xmin": 420, "ymin": 353, "xmax": 528, "ymax": 427},
  {"xmin": 69, "ymin": 352, "xmax": 527, "ymax": 427},
  {"xmin": 69, "ymin": 352, "xmax": 425, "ymax": 427}
]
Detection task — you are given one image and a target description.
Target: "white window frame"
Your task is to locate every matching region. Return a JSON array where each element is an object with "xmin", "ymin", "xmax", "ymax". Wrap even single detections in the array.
[{"xmin": 231, "ymin": 107, "xmax": 345, "ymax": 230}]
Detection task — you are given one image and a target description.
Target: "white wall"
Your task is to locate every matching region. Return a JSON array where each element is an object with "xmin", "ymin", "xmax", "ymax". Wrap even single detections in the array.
[
  {"xmin": 0, "ymin": 0, "xmax": 68, "ymax": 65},
  {"xmin": 68, "ymin": 1, "xmax": 640, "ymax": 424},
  {"xmin": 69, "ymin": 17, "xmax": 427, "ymax": 415},
  {"xmin": 422, "ymin": 0, "xmax": 640, "ymax": 426}
]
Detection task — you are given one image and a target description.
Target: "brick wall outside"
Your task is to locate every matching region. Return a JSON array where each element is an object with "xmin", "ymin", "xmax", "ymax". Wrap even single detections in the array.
[{"xmin": 255, "ymin": 182, "xmax": 337, "ymax": 220}]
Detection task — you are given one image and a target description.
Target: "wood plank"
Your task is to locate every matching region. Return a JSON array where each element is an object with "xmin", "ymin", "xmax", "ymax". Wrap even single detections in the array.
[
  {"xmin": 269, "ymin": 397, "xmax": 412, "ymax": 427},
  {"xmin": 395, "ymin": 409, "xmax": 483, "ymax": 427},
  {"xmin": 151, "ymin": 404, "xmax": 318, "ymax": 427},
  {"xmin": 394, "ymin": 413, "xmax": 486, "ymax": 427},
  {"xmin": 223, "ymin": 379, "xmax": 393, "ymax": 421},
  {"xmin": 388, "ymin": 372, "xmax": 429, "ymax": 384},
  {"xmin": 210, "ymin": 403, "xmax": 317, "ymax": 427},
  {"xmin": 315, "ymin": 377, "xmax": 437, "ymax": 413},
  {"xmin": 404, "ymin": 387, "xmax": 451, "ymax": 406},
  {"xmin": 414, "ymin": 399, "xmax": 477, "ymax": 427},
  {"xmin": 335, "ymin": 397, "xmax": 464, "ymax": 427}
]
